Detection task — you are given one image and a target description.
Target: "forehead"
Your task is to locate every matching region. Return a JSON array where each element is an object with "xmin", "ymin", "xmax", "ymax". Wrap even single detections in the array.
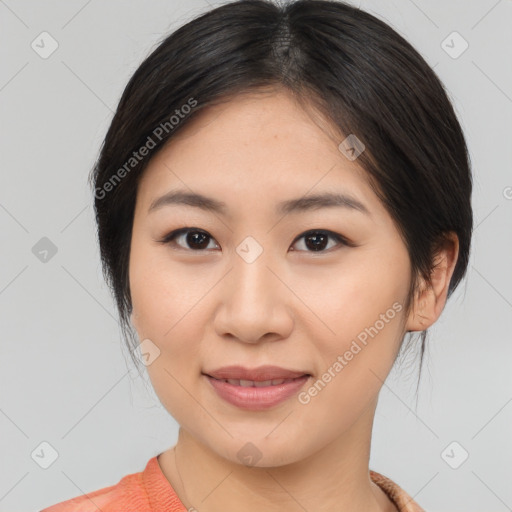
[{"xmin": 136, "ymin": 90, "xmax": 379, "ymax": 217}]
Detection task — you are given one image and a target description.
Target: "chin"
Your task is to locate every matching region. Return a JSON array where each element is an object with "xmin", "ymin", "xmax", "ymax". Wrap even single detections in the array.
[{"xmin": 202, "ymin": 432, "xmax": 309, "ymax": 469}]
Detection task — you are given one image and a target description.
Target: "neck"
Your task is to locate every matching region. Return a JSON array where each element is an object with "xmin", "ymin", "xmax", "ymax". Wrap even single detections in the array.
[{"xmin": 158, "ymin": 399, "xmax": 396, "ymax": 512}]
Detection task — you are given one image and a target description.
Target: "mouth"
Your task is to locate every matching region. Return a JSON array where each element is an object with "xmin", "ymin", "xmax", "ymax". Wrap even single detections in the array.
[{"xmin": 202, "ymin": 365, "xmax": 312, "ymax": 410}]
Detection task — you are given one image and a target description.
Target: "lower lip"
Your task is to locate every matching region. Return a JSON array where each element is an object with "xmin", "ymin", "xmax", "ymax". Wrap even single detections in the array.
[{"xmin": 204, "ymin": 375, "xmax": 310, "ymax": 411}]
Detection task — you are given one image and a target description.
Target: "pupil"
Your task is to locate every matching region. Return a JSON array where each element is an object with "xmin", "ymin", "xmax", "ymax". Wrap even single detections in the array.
[
  {"xmin": 306, "ymin": 233, "xmax": 327, "ymax": 251},
  {"xmin": 188, "ymin": 231, "xmax": 209, "ymax": 249}
]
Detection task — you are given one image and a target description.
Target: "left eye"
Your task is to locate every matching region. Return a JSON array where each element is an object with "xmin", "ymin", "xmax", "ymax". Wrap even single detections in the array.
[
  {"xmin": 158, "ymin": 228, "xmax": 351, "ymax": 253},
  {"xmin": 291, "ymin": 230, "xmax": 350, "ymax": 252}
]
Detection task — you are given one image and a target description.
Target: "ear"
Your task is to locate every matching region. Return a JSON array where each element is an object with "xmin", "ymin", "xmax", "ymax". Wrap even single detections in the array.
[{"xmin": 405, "ymin": 232, "xmax": 459, "ymax": 333}]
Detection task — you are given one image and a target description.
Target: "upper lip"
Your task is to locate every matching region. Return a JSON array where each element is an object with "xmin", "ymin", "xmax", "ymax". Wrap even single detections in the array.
[{"xmin": 204, "ymin": 365, "xmax": 310, "ymax": 381}]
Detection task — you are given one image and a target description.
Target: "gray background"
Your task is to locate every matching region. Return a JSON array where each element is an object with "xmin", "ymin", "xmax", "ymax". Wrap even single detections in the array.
[{"xmin": 1, "ymin": 1, "xmax": 511, "ymax": 511}]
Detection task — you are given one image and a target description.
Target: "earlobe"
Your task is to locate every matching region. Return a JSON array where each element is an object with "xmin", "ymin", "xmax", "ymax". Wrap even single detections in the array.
[
  {"xmin": 405, "ymin": 233, "xmax": 459, "ymax": 333},
  {"xmin": 405, "ymin": 291, "xmax": 430, "ymax": 333}
]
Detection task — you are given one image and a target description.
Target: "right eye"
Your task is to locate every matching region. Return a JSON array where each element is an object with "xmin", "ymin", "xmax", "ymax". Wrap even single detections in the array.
[{"xmin": 158, "ymin": 228, "xmax": 220, "ymax": 251}]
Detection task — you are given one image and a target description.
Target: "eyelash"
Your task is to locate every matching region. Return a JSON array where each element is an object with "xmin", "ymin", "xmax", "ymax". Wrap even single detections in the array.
[{"xmin": 157, "ymin": 227, "xmax": 354, "ymax": 253}]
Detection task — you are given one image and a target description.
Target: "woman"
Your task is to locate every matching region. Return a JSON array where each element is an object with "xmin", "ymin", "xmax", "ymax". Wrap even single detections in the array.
[{"xmin": 41, "ymin": 0, "xmax": 473, "ymax": 510}]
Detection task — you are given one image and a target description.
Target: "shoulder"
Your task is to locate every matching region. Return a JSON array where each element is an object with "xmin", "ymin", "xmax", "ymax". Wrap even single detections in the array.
[
  {"xmin": 40, "ymin": 463, "xmax": 149, "ymax": 512},
  {"xmin": 370, "ymin": 469, "xmax": 426, "ymax": 512}
]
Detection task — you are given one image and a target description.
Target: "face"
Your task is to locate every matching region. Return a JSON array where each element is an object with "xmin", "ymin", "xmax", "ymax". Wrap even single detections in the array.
[{"xmin": 129, "ymin": 88, "xmax": 413, "ymax": 466}]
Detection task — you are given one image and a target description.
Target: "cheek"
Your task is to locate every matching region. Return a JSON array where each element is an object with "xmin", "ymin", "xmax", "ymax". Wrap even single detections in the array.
[
  {"xmin": 129, "ymin": 242, "xmax": 204, "ymax": 338},
  {"xmin": 295, "ymin": 301, "xmax": 404, "ymax": 436},
  {"xmin": 293, "ymin": 251, "xmax": 408, "ymax": 340},
  {"xmin": 129, "ymin": 242, "xmax": 213, "ymax": 388},
  {"xmin": 298, "ymin": 249, "xmax": 409, "ymax": 388},
  {"xmin": 130, "ymin": 247, "xmax": 207, "ymax": 423}
]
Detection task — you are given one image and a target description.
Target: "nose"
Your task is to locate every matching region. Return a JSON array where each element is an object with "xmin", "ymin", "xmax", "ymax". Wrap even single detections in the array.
[{"xmin": 213, "ymin": 245, "xmax": 294, "ymax": 345}]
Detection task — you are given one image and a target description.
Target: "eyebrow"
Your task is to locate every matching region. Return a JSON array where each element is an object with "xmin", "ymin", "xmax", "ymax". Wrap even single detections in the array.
[{"xmin": 148, "ymin": 189, "xmax": 371, "ymax": 217}]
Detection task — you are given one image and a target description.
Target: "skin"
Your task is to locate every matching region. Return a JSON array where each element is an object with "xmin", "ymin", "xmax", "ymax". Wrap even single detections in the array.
[{"xmin": 129, "ymin": 87, "xmax": 459, "ymax": 512}]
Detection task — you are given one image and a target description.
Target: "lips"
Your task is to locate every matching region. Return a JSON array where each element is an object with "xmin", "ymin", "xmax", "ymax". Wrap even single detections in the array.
[
  {"xmin": 204, "ymin": 365, "xmax": 310, "ymax": 382},
  {"xmin": 204, "ymin": 374, "xmax": 310, "ymax": 410},
  {"xmin": 203, "ymin": 365, "xmax": 311, "ymax": 410}
]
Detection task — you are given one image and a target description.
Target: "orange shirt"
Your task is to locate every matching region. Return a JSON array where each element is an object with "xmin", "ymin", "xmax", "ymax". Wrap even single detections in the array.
[{"xmin": 40, "ymin": 454, "xmax": 425, "ymax": 511}]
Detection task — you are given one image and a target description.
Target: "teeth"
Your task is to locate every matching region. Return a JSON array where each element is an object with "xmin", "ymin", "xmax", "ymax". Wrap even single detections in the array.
[
  {"xmin": 254, "ymin": 380, "xmax": 272, "ymax": 387},
  {"xmin": 221, "ymin": 377, "xmax": 300, "ymax": 387}
]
